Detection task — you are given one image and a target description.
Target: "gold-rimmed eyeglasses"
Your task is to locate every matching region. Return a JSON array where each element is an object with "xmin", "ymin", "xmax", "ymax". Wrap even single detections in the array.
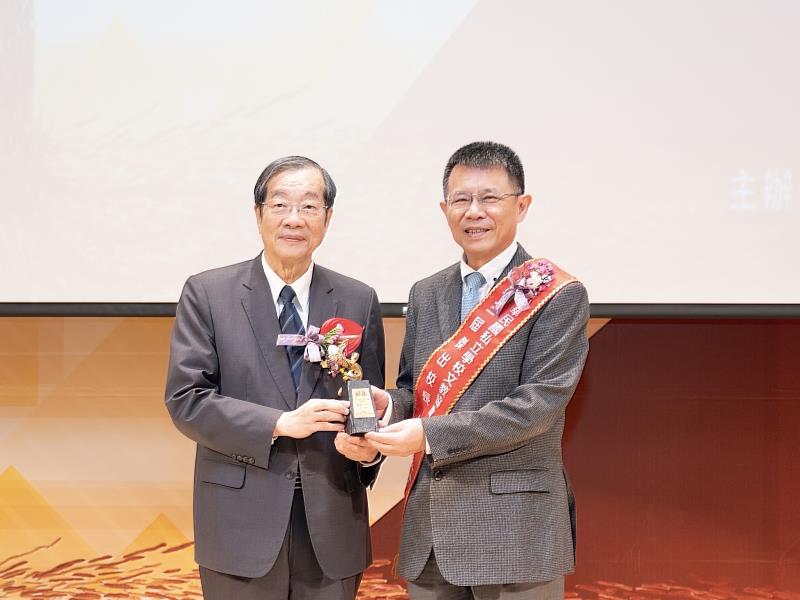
[
  {"xmin": 445, "ymin": 192, "xmax": 521, "ymax": 212},
  {"xmin": 260, "ymin": 201, "xmax": 329, "ymax": 219}
]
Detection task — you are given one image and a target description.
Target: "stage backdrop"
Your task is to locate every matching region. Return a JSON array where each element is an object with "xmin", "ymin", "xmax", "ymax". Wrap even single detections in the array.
[{"xmin": 1, "ymin": 316, "xmax": 798, "ymax": 599}]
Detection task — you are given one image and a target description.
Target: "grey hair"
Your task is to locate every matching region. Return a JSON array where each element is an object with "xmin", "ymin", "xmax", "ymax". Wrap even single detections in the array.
[{"xmin": 253, "ymin": 156, "xmax": 337, "ymax": 208}]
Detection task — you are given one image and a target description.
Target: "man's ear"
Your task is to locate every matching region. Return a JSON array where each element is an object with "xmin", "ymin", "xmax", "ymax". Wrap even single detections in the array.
[{"xmin": 516, "ymin": 194, "xmax": 532, "ymax": 222}]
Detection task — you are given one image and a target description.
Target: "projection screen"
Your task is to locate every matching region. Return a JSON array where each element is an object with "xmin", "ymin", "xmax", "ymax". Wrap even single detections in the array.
[{"xmin": 1, "ymin": 0, "xmax": 798, "ymax": 306}]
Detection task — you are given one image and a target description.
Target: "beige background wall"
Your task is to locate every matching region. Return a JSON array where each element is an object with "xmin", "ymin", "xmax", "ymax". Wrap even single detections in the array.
[{"xmin": 0, "ymin": 316, "xmax": 408, "ymax": 567}]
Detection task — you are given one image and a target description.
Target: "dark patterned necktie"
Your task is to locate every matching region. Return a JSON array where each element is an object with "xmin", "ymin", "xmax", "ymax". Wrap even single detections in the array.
[{"xmin": 278, "ymin": 285, "xmax": 305, "ymax": 391}]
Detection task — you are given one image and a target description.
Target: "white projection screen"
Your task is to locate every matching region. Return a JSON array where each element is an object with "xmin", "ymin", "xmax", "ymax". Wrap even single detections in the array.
[{"xmin": 1, "ymin": 0, "xmax": 798, "ymax": 308}]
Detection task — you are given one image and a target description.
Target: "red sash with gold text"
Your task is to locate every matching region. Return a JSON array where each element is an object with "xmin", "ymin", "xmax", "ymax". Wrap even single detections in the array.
[{"xmin": 403, "ymin": 258, "xmax": 578, "ymax": 501}]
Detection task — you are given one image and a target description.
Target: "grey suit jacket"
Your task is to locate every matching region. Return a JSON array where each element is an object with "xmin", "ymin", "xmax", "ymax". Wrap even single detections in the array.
[
  {"xmin": 388, "ymin": 244, "xmax": 588, "ymax": 586},
  {"xmin": 165, "ymin": 256, "xmax": 385, "ymax": 579}
]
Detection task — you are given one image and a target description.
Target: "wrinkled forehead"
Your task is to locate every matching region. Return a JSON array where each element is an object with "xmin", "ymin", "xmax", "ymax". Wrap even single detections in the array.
[
  {"xmin": 446, "ymin": 164, "xmax": 514, "ymax": 194},
  {"xmin": 267, "ymin": 167, "xmax": 325, "ymax": 198}
]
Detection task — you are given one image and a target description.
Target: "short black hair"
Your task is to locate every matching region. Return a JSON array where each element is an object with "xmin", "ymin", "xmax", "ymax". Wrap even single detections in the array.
[
  {"xmin": 253, "ymin": 156, "xmax": 337, "ymax": 208},
  {"xmin": 442, "ymin": 141, "xmax": 525, "ymax": 198}
]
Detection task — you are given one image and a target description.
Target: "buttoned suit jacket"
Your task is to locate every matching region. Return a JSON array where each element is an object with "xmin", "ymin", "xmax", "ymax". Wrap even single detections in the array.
[
  {"xmin": 165, "ymin": 255, "xmax": 385, "ymax": 579},
  {"xmin": 388, "ymin": 244, "xmax": 589, "ymax": 586}
]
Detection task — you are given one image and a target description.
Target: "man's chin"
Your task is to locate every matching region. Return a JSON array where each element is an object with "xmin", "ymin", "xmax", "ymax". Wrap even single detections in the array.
[
  {"xmin": 276, "ymin": 239, "xmax": 308, "ymax": 251},
  {"xmin": 272, "ymin": 246, "xmax": 311, "ymax": 264},
  {"xmin": 459, "ymin": 236, "xmax": 495, "ymax": 255}
]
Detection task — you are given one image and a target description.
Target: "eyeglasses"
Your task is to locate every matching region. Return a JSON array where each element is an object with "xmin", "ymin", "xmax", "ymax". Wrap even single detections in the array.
[
  {"xmin": 445, "ymin": 192, "xmax": 521, "ymax": 212},
  {"xmin": 260, "ymin": 201, "xmax": 329, "ymax": 219}
]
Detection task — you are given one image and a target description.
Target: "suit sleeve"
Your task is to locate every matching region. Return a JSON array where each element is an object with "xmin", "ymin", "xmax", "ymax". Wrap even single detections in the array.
[
  {"xmin": 421, "ymin": 282, "xmax": 590, "ymax": 468},
  {"xmin": 165, "ymin": 276, "xmax": 282, "ymax": 469},
  {"xmin": 387, "ymin": 282, "xmax": 418, "ymax": 423},
  {"xmin": 355, "ymin": 287, "xmax": 387, "ymax": 487}
]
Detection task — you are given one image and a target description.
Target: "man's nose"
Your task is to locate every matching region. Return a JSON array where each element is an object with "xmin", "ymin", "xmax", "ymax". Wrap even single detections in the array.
[
  {"xmin": 463, "ymin": 197, "xmax": 486, "ymax": 218},
  {"xmin": 284, "ymin": 209, "xmax": 305, "ymax": 225}
]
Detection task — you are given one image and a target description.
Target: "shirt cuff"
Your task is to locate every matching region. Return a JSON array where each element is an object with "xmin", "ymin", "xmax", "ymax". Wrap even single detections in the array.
[
  {"xmin": 379, "ymin": 396, "xmax": 393, "ymax": 427},
  {"xmin": 359, "ymin": 454, "xmax": 382, "ymax": 467}
]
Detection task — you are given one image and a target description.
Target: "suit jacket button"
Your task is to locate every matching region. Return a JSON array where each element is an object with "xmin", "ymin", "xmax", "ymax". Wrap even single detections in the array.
[
  {"xmin": 248, "ymin": 457, "xmax": 255, "ymax": 464},
  {"xmin": 236, "ymin": 455, "xmax": 243, "ymax": 462},
  {"xmin": 433, "ymin": 470, "xmax": 443, "ymax": 481}
]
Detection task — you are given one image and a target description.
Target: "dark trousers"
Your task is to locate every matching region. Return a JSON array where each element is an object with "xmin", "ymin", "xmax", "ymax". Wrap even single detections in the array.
[{"xmin": 200, "ymin": 489, "xmax": 361, "ymax": 600}]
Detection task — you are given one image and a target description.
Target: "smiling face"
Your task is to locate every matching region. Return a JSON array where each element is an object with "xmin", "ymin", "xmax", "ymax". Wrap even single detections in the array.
[
  {"xmin": 255, "ymin": 166, "xmax": 332, "ymax": 275},
  {"xmin": 441, "ymin": 165, "xmax": 532, "ymax": 270}
]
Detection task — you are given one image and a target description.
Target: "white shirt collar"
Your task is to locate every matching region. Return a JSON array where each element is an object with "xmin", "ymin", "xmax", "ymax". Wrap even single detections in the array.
[
  {"xmin": 260, "ymin": 253, "xmax": 314, "ymax": 314},
  {"xmin": 459, "ymin": 241, "xmax": 519, "ymax": 290}
]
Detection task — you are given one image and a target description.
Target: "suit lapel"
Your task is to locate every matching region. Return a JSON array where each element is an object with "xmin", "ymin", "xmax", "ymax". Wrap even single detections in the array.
[
  {"xmin": 297, "ymin": 265, "xmax": 337, "ymax": 405},
  {"xmin": 241, "ymin": 257, "xmax": 295, "ymax": 410},
  {"xmin": 436, "ymin": 265, "xmax": 463, "ymax": 341},
  {"xmin": 498, "ymin": 243, "xmax": 531, "ymax": 280}
]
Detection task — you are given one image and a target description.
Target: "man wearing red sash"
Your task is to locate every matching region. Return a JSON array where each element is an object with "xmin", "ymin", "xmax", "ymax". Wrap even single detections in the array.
[{"xmin": 364, "ymin": 141, "xmax": 590, "ymax": 599}]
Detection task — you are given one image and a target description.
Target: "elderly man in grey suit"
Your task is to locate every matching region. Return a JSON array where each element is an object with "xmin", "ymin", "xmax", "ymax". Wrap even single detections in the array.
[
  {"xmin": 165, "ymin": 156, "xmax": 385, "ymax": 599},
  {"xmin": 356, "ymin": 141, "xmax": 589, "ymax": 599}
]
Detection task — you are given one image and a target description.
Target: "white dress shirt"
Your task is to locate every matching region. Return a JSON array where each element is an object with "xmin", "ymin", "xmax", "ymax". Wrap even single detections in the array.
[
  {"xmin": 263, "ymin": 253, "xmax": 313, "ymax": 447},
  {"xmin": 459, "ymin": 241, "xmax": 519, "ymax": 300},
  {"xmin": 261, "ymin": 253, "xmax": 313, "ymax": 327}
]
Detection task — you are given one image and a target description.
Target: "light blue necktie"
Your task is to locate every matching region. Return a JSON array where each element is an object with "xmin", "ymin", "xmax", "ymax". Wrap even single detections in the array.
[
  {"xmin": 460, "ymin": 271, "xmax": 486, "ymax": 322},
  {"xmin": 278, "ymin": 285, "xmax": 305, "ymax": 392}
]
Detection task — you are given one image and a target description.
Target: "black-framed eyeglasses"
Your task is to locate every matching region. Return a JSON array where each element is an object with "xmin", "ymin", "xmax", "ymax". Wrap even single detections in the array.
[{"xmin": 445, "ymin": 192, "xmax": 521, "ymax": 212}]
